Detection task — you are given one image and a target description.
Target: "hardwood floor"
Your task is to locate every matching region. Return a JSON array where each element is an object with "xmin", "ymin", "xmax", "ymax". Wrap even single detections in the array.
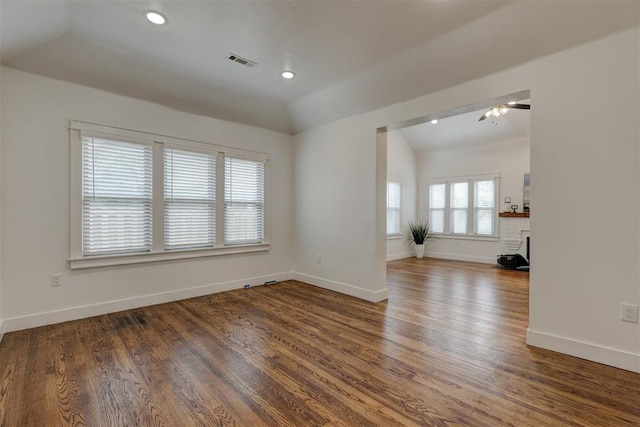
[{"xmin": 0, "ymin": 258, "xmax": 638, "ymax": 426}]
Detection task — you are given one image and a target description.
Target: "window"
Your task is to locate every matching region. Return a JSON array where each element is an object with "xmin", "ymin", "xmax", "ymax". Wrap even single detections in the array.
[
  {"xmin": 164, "ymin": 148, "xmax": 216, "ymax": 250},
  {"xmin": 70, "ymin": 121, "xmax": 269, "ymax": 268},
  {"xmin": 386, "ymin": 180, "xmax": 401, "ymax": 235},
  {"xmin": 225, "ymin": 157, "xmax": 265, "ymax": 245},
  {"xmin": 82, "ymin": 136, "xmax": 153, "ymax": 256},
  {"xmin": 474, "ymin": 179, "xmax": 496, "ymax": 236},
  {"xmin": 428, "ymin": 183, "xmax": 445, "ymax": 233},
  {"xmin": 427, "ymin": 175, "xmax": 498, "ymax": 237},
  {"xmin": 450, "ymin": 182, "xmax": 468, "ymax": 234}
]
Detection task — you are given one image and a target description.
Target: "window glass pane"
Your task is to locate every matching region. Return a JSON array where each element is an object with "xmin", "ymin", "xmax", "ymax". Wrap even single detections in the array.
[
  {"xmin": 475, "ymin": 209, "xmax": 494, "ymax": 235},
  {"xmin": 451, "ymin": 209, "xmax": 467, "ymax": 234},
  {"xmin": 82, "ymin": 137, "xmax": 152, "ymax": 255},
  {"xmin": 450, "ymin": 182, "xmax": 468, "ymax": 234},
  {"xmin": 430, "ymin": 209, "xmax": 445, "ymax": 233},
  {"xmin": 386, "ymin": 181, "xmax": 401, "ymax": 234},
  {"xmin": 450, "ymin": 182, "xmax": 468, "ymax": 208},
  {"xmin": 225, "ymin": 157, "xmax": 265, "ymax": 244},
  {"xmin": 475, "ymin": 180, "xmax": 495, "ymax": 208},
  {"xmin": 164, "ymin": 148, "xmax": 216, "ymax": 249},
  {"xmin": 474, "ymin": 179, "xmax": 495, "ymax": 235},
  {"xmin": 429, "ymin": 184, "xmax": 446, "ymax": 209},
  {"xmin": 429, "ymin": 184, "xmax": 446, "ymax": 233}
]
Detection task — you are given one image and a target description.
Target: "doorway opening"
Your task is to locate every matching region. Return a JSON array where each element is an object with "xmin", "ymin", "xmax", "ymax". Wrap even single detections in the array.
[{"xmin": 379, "ymin": 89, "xmax": 531, "ymax": 296}]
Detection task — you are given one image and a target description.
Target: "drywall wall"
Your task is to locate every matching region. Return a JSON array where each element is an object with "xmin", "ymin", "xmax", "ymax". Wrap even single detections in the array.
[
  {"xmin": 0, "ymin": 65, "xmax": 3, "ymax": 342},
  {"xmin": 292, "ymin": 111, "xmax": 389, "ymax": 302},
  {"xmin": 0, "ymin": 67, "xmax": 294, "ymax": 331},
  {"xmin": 386, "ymin": 130, "xmax": 417, "ymax": 260},
  {"xmin": 524, "ymin": 27, "xmax": 639, "ymax": 373},
  {"xmin": 293, "ymin": 27, "xmax": 639, "ymax": 372},
  {"xmin": 417, "ymin": 136, "xmax": 530, "ymax": 263}
]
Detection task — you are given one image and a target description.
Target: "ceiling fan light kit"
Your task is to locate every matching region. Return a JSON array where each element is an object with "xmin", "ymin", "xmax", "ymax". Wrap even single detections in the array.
[{"xmin": 479, "ymin": 103, "xmax": 530, "ymax": 121}]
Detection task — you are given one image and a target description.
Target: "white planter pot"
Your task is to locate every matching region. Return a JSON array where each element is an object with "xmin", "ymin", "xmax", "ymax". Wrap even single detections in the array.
[{"xmin": 415, "ymin": 244, "xmax": 424, "ymax": 259}]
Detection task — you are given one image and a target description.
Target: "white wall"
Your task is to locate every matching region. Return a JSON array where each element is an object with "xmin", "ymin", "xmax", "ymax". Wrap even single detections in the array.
[
  {"xmin": 293, "ymin": 27, "xmax": 639, "ymax": 372},
  {"xmin": 386, "ymin": 130, "xmax": 417, "ymax": 260},
  {"xmin": 293, "ymin": 112, "xmax": 391, "ymax": 302},
  {"xmin": 418, "ymin": 136, "xmax": 530, "ymax": 263},
  {"xmin": 0, "ymin": 67, "xmax": 294, "ymax": 331},
  {"xmin": 0, "ymin": 65, "xmax": 3, "ymax": 342}
]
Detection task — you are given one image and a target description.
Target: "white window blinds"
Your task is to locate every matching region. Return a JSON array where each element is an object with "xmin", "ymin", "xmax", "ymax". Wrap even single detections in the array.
[
  {"xmin": 474, "ymin": 179, "xmax": 496, "ymax": 235},
  {"xmin": 429, "ymin": 183, "xmax": 446, "ymax": 233},
  {"xmin": 450, "ymin": 182, "xmax": 469, "ymax": 234},
  {"xmin": 386, "ymin": 181, "xmax": 401, "ymax": 235},
  {"xmin": 82, "ymin": 137, "xmax": 153, "ymax": 255},
  {"xmin": 224, "ymin": 156, "xmax": 265, "ymax": 245},
  {"xmin": 164, "ymin": 148, "xmax": 216, "ymax": 250},
  {"xmin": 427, "ymin": 175, "xmax": 498, "ymax": 237}
]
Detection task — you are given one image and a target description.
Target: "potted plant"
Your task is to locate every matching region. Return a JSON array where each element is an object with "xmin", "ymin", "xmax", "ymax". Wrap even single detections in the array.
[{"xmin": 408, "ymin": 221, "xmax": 432, "ymax": 259}]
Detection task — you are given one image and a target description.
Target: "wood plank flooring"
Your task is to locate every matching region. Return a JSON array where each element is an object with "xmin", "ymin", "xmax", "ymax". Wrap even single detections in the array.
[{"xmin": 0, "ymin": 258, "xmax": 639, "ymax": 426}]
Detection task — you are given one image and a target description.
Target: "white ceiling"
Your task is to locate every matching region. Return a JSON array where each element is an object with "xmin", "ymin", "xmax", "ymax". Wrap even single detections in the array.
[
  {"xmin": 1, "ymin": 1, "xmax": 637, "ymax": 134},
  {"xmin": 400, "ymin": 101, "xmax": 530, "ymax": 152}
]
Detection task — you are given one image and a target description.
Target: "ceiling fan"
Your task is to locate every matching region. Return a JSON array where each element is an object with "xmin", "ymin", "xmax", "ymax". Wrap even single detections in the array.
[{"xmin": 479, "ymin": 102, "xmax": 530, "ymax": 121}]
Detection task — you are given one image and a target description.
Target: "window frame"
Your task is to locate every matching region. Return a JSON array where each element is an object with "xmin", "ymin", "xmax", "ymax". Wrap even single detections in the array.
[
  {"xmin": 69, "ymin": 120, "xmax": 269, "ymax": 269},
  {"xmin": 386, "ymin": 178, "xmax": 402, "ymax": 238},
  {"xmin": 427, "ymin": 174, "xmax": 499, "ymax": 240}
]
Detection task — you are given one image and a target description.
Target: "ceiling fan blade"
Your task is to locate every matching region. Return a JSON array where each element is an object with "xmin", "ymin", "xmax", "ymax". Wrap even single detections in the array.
[{"xmin": 506, "ymin": 103, "xmax": 530, "ymax": 110}]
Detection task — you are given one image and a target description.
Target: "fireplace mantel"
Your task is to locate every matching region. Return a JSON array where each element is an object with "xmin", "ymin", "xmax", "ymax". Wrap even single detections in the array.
[{"xmin": 499, "ymin": 212, "xmax": 529, "ymax": 218}]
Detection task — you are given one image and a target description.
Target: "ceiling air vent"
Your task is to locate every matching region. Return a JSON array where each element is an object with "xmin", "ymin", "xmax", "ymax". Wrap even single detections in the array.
[{"xmin": 227, "ymin": 53, "xmax": 257, "ymax": 68}]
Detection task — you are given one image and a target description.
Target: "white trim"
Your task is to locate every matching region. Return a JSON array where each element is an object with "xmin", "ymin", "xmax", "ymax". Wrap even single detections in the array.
[
  {"xmin": 2, "ymin": 271, "xmax": 294, "ymax": 333},
  {"xmin": 69, "ymin": 243, "xmax": 269, "ymax": 269},
  {"xmin": 152, "ymin": 142, "xmax": 165, "ymax": 253},
  {"xmin": 387, "ymin": 251, "xmax": 414, "ymax": 261},
  {"xmin": 432, "ymin": 234, "xmax": 500, "ymax": 242},
  {"xmin": 70, "ymin": 120, "xmax": 269, "ymax": 160},
  {"xmin": 0, "ymin": 319, "xmax": 4, "ymax": 344},
  {"xmin": 424, "ymin": 250, "xmax": 496, "ymax": 264},
  {"xmin": 293, "ymin": 272, "xmax": 388, "ymax": 303},
  {"xmin": 68, "ymin": 126, "xmax": 83, "ymax": 257},
  {"xmin": 215, "ymin": 154, "xmax": 226, "ymax": 247},
  {"xmin": 428, "ymin": 172, "xmax": 500, "ymax": 184},
  {"xmin": 386, "ymin": 234, "xmax": 402, "ymax": 240},
  {"xmin": 527, "ymin": 328, "xmax": 640, "ymax": 374}
]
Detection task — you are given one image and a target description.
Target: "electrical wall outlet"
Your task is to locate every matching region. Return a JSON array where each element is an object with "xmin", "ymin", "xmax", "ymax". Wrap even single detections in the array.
[
  {"xmin": 620, "ymin": 303, "xmax": 638, "ymax": 323},
  {"xmin": 316, "ymin": 254, "xmax": 321, "ymax": 264},
  {"xmin": 51, "ymin": 274, "xmax": 62, "ymax": 287}
]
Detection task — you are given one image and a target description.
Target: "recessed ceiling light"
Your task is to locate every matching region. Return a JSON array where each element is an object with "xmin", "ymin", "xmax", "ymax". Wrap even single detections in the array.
[
  {"xmin": 145, "ymin": 11, "xmax": 167, "ymax": 25},
  {"xmin": 281, "ymin": 71, "xmax": 295, "ymax": 79},
  {"xmin": 430, "ymin": 119, "xmax": 438, "ymax": 124}
]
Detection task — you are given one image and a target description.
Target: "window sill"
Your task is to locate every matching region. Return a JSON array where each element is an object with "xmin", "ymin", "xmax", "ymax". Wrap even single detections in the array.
[
  {"xmin": 432, "ymin": 234, "xmax": 499, "ymax": 242},
  {"xmin": 386, "ymin": 234, "xmax": 403, "ymax": 240},
  {"xmin": 69, "ymin": 243, "xmax": 270, "ymax": 269}
]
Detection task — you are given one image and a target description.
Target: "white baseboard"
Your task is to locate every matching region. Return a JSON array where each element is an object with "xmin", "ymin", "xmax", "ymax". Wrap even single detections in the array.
[
  {"xmin": 293, "ymin": 272, "xmax": 388, "ymax": 303},
  {"xmin": 387, "ymin": 251, "xmax": 414, "ymax": 261},
  {"xmin": 2, "ymin": 272, "xmax": 294, "ymax": 334},
  {"xmin": 526, "ymin": 328, "xmax": 640, "ymax": 373},
  {"xmin": 0, "ymin": 318, "xmax": 4, "ymax": 344},
  {"xmin": 425, "ymin": 251, "xmax": 495, "ymax": 264}
]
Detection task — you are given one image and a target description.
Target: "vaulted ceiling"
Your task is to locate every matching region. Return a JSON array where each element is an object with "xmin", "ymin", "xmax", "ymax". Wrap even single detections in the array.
[{"xmin": 1, "ymin": 1, "xmax": 637, "ymax": 134}]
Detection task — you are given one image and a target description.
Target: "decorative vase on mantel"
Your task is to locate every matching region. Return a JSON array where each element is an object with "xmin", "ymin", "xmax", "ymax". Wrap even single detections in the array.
[{"xmin": 415, "ymin": 244, "xmax": 425, "ymax": 259}]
